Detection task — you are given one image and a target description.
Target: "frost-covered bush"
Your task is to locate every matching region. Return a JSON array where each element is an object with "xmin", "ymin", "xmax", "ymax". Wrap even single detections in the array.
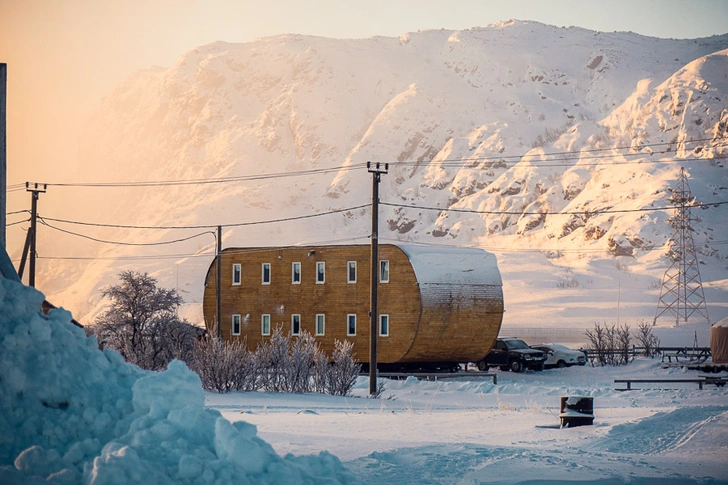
[
  {"xmin": 288, "ymin": 331, "xmax": 325, "ymax": 393},
  {"xmin": 257, "ymin": 327, "xmax": 293, "ymax": 392},
  {"xmin": 326, "ymin": 340, "xmax": 361, "ymax": 396},
  {"xmin": 191, "ymin": 332, "xmax": 258, "ymax": 392},
  {"xmin": 238, "ymin": 329, "xmax": 361, "ymax": 396}
]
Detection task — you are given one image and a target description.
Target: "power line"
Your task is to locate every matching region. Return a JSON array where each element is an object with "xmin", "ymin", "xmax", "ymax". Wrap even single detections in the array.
[
  {"xmin": 378, "ymin": 236, "xmax": 728, "ymax": 256},
  {"xmin": 39, "ymin": 220, "xmax": 216, "ymax": 247},
  {"xmin": 399, "ymin": 155, "xmax": 727, "ymax": 170},
  {"xmin": 6, "ymin": 218, "xmax": 29, "ymax": 227},
  {"xmin": 16, "ymin": 136, "xmax": 725, "ymax": 190},
  {"xmin": 38, "ymin": 164, "xmax": 368, "ymax": 189},
  {"xmin": 37, "ymin": 253, "xmax": 216, "ymax": 261},
  {"xmin": 380, "ymin": 200, "xmax": 728, "ymax": 216},
  {"xmin": 37, "ymin": 204, "xmax": 370, "ymax": 230},
  {"xmin": 393, "ymin": 141, "xmax": 726, "ymax": 167}
]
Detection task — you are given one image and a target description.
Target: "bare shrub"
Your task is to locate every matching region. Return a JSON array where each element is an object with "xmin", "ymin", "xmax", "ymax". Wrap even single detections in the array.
[
  {"xmin": 289, "ymin": 331, "xmax": 325, "ymax": 393},
  {"xmin": 326, "ymin": 340, "xmax": 361, "ymax": 396},
  {"xmin": 257, "ymin": 327, "xmax": 292, "ymax": 392},
  {"xmin": 585, "ymin": 321, "xmax": 632, "ymax": 366},
  {"xmin": 189, "ymin": 327, "xmax": 360, "ymax": 397},
  {"xmin": 192, "ymin": 331, "xmax": 256, "ymax": 393},
  {"xmin": 636, "ymin": 320, "xmax": 661, "ymax": 357}
]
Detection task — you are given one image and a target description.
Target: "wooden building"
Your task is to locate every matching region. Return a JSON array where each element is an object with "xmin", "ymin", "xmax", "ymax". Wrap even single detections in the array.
[{"xmin": 202, "ymin": 244, "xmax": 503, "ymax": 367}]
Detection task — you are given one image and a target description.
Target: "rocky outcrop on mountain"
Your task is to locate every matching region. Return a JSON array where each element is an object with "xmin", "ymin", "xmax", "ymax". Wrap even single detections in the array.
[{"xmin": 46, "ymin": 21, "xmax": 728, "ymax": 325}]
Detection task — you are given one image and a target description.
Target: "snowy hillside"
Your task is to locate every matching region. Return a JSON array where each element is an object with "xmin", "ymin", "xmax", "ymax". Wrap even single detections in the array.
[{"xmin": 38, "ymin": 20, "xmax": 728, "ymax": 330}]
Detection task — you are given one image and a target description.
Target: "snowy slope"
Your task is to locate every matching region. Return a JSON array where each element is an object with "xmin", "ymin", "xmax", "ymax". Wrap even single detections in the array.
[{"xmin": 37, "ymin": 20, "xmax": 728, "ymax": 329}]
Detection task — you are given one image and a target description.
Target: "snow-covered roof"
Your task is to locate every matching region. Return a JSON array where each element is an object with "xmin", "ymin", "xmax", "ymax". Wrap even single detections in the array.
[
  {"xmin": 714, "ymin": 317, "xmax": 728, "ymax": 328},
  {"xmin": 397, "ymin": 245, "xmax": 502, "ymax": 287}
]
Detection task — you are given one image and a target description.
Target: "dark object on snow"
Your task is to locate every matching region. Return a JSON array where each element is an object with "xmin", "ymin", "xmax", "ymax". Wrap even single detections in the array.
[
  {"xmin": 711, "ymin": 318, "xmax": 728, "ymax": 364},
  {"xmin": 476, "ymin": 337, "xmax": 546, "ymax": 372},
  {"xmin": 559, "ymin": 396, "xmax": 594, "ymax": 427}
]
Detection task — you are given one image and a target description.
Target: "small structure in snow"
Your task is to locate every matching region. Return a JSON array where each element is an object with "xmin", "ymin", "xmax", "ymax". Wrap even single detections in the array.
[{"xmin": 710, "ymin": 317, "xmax": 728, "ymax": 364}]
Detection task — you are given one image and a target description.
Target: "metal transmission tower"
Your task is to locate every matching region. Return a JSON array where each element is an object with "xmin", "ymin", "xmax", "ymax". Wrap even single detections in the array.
[{"xmin": 654, "ymin": 167, "xmax": 709, "ymax": 326}]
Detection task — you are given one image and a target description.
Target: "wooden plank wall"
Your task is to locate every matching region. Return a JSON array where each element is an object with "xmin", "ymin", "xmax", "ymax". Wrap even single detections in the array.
[{"xmin": 203, "ymin": 244, "xmax": 503, "ymax": 364}]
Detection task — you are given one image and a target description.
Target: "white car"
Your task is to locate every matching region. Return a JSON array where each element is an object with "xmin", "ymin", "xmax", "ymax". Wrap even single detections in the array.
[{"xmin": 531, "ymin": 343, "xmax": 587, "ymax": 368}]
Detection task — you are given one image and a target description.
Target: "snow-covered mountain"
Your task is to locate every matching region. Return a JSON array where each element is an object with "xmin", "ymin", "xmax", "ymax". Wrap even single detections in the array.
[{"xmin": 41, "ymin": 20, "xmax": 728, "ymax": 329}]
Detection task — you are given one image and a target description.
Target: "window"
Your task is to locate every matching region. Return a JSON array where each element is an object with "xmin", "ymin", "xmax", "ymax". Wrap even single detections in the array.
[
  {"xmin": 379, "ymin": 314, "xmax": 389, "ymax": 336},
  {"xmin": 291, "ymin": 314, "xmax": 301, "ymax": 336},
  {"xmin": 316, "ymin": 262, "xmax": 325, "ymax": 284},
  {"xmin": 262, "ymin": 263, "xmax": 271, "ymax": 285},
  {"xmin": 347, "ymin": 261, "xmax": 356, "ymax": 283},
  {"xmin": 232, "ymin": 264, "xmax": 241, "ymax": 286},
  {"xmin": 261, "ymin": 314, "xmax": 271, "ymax": 336},
  {"xmin": 315, "ymin": 314, "xmax": 325, "ymax": 336},
  {"xmin": 347, "ymin": 314, "xmax": 356, "ymax": 336},
  {"xmin": 232, "ymin": 314, "xmax": 241, "ymax": 336},
  {"xmin": 292, "ymin": 262, "xmax": 301, "ymax": 284},
  {"xmin": 380, "ymin": 260, "xmax": 390, "ymax": 283}
]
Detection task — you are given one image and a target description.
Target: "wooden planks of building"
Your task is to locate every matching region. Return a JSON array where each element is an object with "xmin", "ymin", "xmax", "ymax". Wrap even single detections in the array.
[{"xmin": 202, "ymin": 244, "xmax": 503, "ymax": 365}]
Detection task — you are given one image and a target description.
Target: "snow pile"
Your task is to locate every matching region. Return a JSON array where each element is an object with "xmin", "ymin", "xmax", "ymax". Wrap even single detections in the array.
[{"xmin": 0, "ymin": 275, "xmax": 359, "ymax": 484}]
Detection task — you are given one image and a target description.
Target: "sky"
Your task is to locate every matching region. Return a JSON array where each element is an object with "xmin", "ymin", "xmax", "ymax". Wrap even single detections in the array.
[{"xmin": 0, "ymin": 0, "xmax": 727, "ymax": 205}]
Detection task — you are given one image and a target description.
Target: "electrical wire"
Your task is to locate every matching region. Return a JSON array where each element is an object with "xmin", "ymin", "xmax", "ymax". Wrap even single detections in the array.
[
  {"xmin": 380, "ymin": 200, "xmax": 728, "ymax": 216},
  {"xmin": 6, "ymin": 218, "xmax": 30, "ymax": 227},
  {"xmin": 39, "ymin": 219, "xmax": 216, "ymax": 246},
  {"xmin": 40, "ymin": 164, "xmax": 368, "ymax": 189},
  {"xmin": 37, "ymin": 204, "xmax": 370, "ymax": 230},
  {"xmin": 20, "ymin": 136, "xmax": 726, "ymax": 190}
]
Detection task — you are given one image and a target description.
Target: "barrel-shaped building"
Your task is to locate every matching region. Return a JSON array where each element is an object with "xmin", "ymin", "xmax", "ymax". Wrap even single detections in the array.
[{"xmin": 202, "ymin": 244, "xmax": 504, "ymax": 367}]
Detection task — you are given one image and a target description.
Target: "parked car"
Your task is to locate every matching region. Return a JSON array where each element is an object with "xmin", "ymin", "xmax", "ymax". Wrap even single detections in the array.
[
  {"xmin": 531, "ymin": 343, "xmax": 587, "ymax": 368},
  {"xmin": 477, "ymin": 337, "xmax": 546, "ymax": 372}
]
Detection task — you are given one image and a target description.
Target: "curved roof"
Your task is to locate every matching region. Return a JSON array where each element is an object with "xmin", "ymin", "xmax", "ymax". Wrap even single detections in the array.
[{"xmin": 397, "ymin": 245, "xmax": 502, "ymax": 287}]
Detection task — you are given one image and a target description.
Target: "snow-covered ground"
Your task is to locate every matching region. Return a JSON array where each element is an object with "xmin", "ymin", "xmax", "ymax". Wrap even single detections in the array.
[
  {"xmin": 209, "ymin": 359, "xmax": 728, "ymax": 484},
  {"xmin": 1, "ymin": 273, "xmax": 727, "ymax": 484}
]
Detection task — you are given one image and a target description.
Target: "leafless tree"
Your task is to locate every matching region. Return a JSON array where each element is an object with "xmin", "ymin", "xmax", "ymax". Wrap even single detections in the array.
[
  {"xmin": 636, "ymin": 320, "xmax": 661, "ymax": 357},
  {"xmin": 585, "ymin": 321, "xmax": 633, "ymax": 366},
  {"xmin": 90, "ymin": 271, "xmax": 198, "ymax": 371}
]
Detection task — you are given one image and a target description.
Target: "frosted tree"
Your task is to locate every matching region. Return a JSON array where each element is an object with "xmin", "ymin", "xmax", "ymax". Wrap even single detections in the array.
[{"xmin": 90, "ymin": 271, "xmax": 198, "ymax": 371}]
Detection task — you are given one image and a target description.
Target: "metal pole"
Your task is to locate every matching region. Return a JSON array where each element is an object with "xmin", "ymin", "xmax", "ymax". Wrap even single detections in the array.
[
  {"xmin": 368, "ymin": 161, "xmax": 388, "ymax": 396},
  {"xmin": 216, "ymin": 225, "xmax": 222, "ymax": 339}
]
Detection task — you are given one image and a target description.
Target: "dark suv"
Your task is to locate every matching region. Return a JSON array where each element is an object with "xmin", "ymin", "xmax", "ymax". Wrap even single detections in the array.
[{"xmin": 477, "ymin": 337, "xmax": 546, "ymax": 372}]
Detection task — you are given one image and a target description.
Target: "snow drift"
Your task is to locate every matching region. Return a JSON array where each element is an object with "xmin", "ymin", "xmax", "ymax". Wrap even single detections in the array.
[{"xmin": 0, "ymin": 275, "xmax": 359, "ymax": 484}]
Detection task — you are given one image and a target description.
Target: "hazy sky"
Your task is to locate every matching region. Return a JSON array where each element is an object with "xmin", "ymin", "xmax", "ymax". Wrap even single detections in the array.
[{"xmin": 1, "ymin": 0, "xmax": 727, "ymax": 192}]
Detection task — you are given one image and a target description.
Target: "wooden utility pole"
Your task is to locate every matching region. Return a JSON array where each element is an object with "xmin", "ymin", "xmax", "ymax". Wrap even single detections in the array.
[
  {"xmin": 216, "ymin": 225, "xmax": 222, "ymax": 339},
  {"xmin": 368, "ymin": 161, "xmax": 388, "ymax": 395},
  {"xmin": 19, "ymin": 183, "xmax": 46, "ymax": 287}
]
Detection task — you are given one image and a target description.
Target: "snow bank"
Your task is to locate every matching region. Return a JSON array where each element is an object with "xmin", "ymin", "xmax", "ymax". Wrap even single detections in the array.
[{"xmin": 0, "ymin": 275, "xmax": 359, "ymax": 484}]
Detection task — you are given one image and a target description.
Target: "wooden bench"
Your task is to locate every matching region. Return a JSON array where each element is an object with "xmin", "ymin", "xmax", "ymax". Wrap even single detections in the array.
[
  {"xmin": 378, "ymin": 371, "xmax": 497, "ymax": 384},
  {"xmin": 614, "ymin": 377, "xmax": 726, "ymax": 391}
]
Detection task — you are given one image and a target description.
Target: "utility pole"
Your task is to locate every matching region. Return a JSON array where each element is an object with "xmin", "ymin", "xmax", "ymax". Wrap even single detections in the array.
[
  {"xmin": 18, "ymin": 183, "xmax": 46, "ymax": 287},
  {"xmin": 368, "ymin": 161, "xmax": 388, "ymax": 396},
  {"xmin": 216, "ymin": 225, "xmax": 222, "ymax": 339}
]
